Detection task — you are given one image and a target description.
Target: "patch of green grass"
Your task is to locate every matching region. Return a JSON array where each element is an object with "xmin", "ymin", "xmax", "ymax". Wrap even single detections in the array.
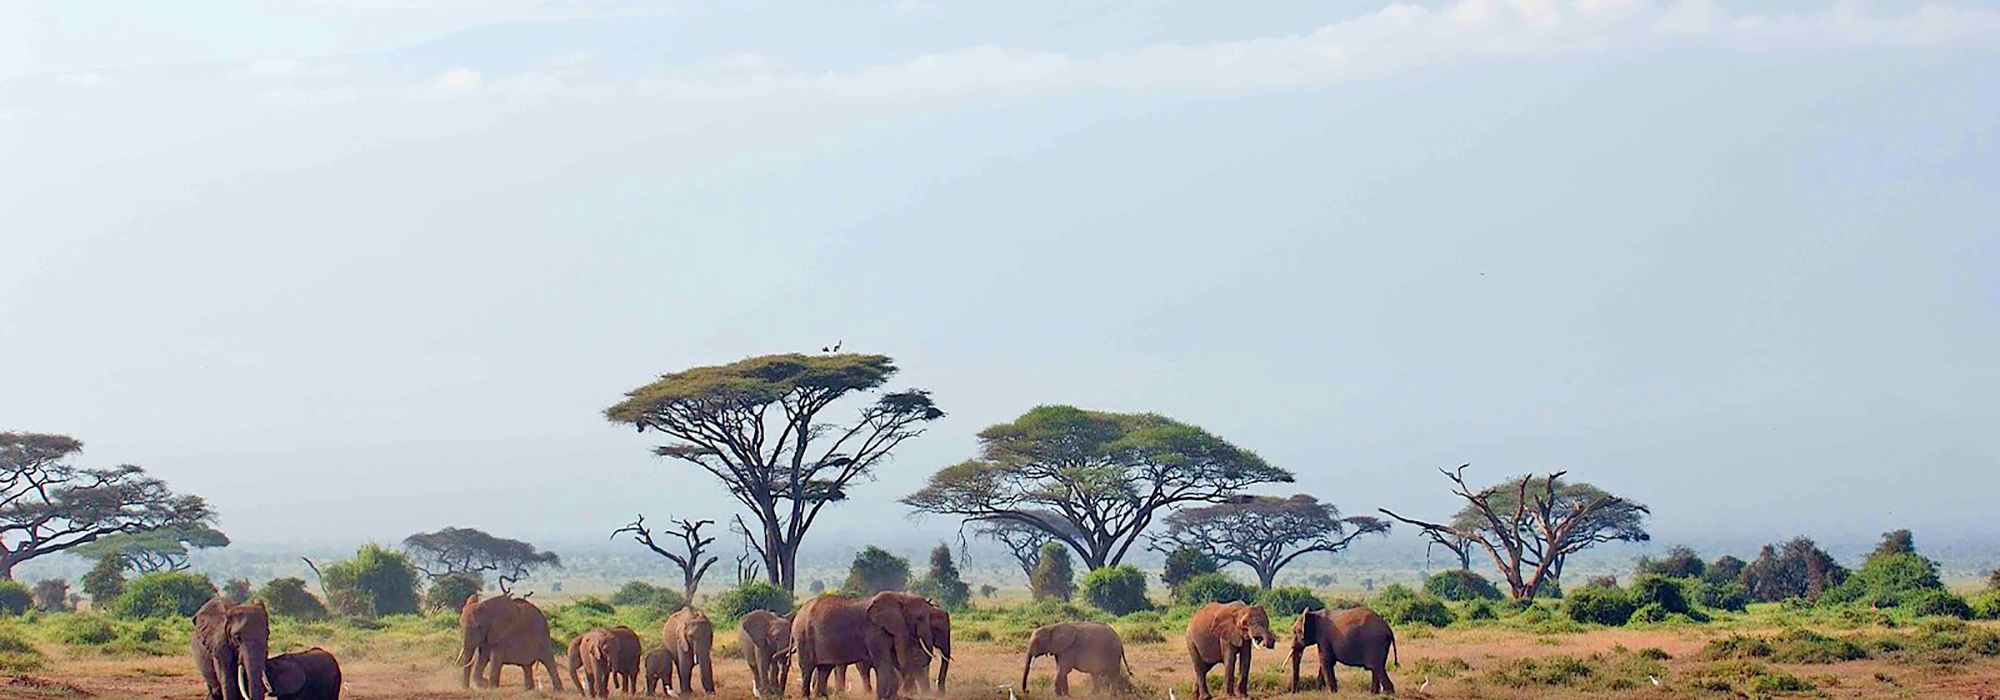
[{"xmin": 1478, "ymin": 648, "xmax": 1665, "ymax": 691}]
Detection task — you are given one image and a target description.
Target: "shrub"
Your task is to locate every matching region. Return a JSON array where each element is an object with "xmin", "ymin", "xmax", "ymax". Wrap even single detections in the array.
[
  {"xmin": 0, "ymin": 625, "xmax": 42, "ymax": 672},
  {"xmin": 910, "ymin": 545, "xmax": 971, "ymax": 611},
  {"xmin": 112, "ymin": 571, "xmax": 217, "ymax": 619},
  {"xmin": 1635, "ymin": 545, "xmax": 1707, "ymax": 580},
  {"xmin": 1255, "ymin": 587, "xmax": 1325, "ymax": 615},
  {"xmin": 1695, "ymin": 581, "xmax": 1749, "ymax": 612},
  {"xmin": 1968, "ymin": 591, "xmax": 2000, "ymax": 620},
  {"xmin": 0, "ymin": 581, "xmax": 32, "ymax": 615},
  {"xmin": 1173, "ymin": 572, "xmax": 1254, "ymax": 607},
  {"xmin": 1740, "ymin": 537, "xmax": 1846, "ymax": 603},
  {"xmin": 31, "ymin": 579, "xmax": 70, "ymax": 613},
  {"xmin": 320, "ymin": 543, "xmax": 421, "ymax": 617},
  {"xmin": 1705, "ymin": 555, "xmax": 1747, "ymax": 586},
  {"xmin": 1423, "ymin": 570, "xmax": 1502, "ymax": 602},
  {"xmin": 569, "ymin": 597, "xmax": 616, "ymax": 614},
  {"xmin": 1462, "ymin": 598, "xmax": 1499, "ymax": 620},
  {"xmin": 1905, "ymin": 590, "xmax": 1972, "ymax": 620},
  {"xmin": 81, "ymin": 553, "xmax": 126, "ymax": 605},
  {"xmin": 614, "ymin": 581, "xmax": 664, "ymax": 606},
  {"xmin": 1162, "ymin": 548, "xmax": 1219, "ymax": 589},
  {"xmin": 844, "ymin": 546, "xmax": 910, "ymax": 596},
  {"xmin": 713, "ymin": 582, "xmax": 794, "ymax": 617},
  {"xmin": 255, "ymin": 577, "xmax": 328, "ymax": 621},
  {"xmin": 424, "ymin": 573, "xmax": 484, "ymax": 613},
  {"xmin": 55, "ymin": 614, "xmax": 118, "ymax": 645},
  {"xmin": 223, "ymin": 578, "xmax": 254, "ymax": 603},
  {"xmin": 1989, "ymin": 569, "xmax": 2000, "ymax": 591},
  {"xmin": 1385, "ymin": 595, "xmax": 1455, "ymax": 627},
  {"xmin": 1627, "ymin": 575, "xmax": 1701, "ymax": 618},
  {"xmin": 1080, "ymin": 566, "xmax": 1151, "ymax": 615},
  {"xmin": 1563, "ymin": 585, "xmax": 1635, "ymax": 626},
  {"xmin": 1030, "ymin": 543, "xmax": 1075, "ymax": 602}
]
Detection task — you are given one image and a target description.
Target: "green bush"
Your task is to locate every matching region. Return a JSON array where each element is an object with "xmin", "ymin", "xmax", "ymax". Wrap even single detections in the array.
[
  {"xmin": 1968, "ymin": 591, "xmax": 2000, "ymax": 620},
  {"xmin": 32, "ymin": 580, "xmax": 71, "ymax": 613},
  {"xmin": 81, "ymin": 554, "xmax": 125, "ymax": 604},
  {"xmin": 1255, "ymin": 587, "xmax": 1325, "ymax": 615},
  {"xmin": 320, "ymin": 543, "xmax": 421, "ymax": 617},
  {"xmin": 612, "ymin": 581, "xmax": 667, "ymax": 606},
  {"xmin": 1385, "ymin": 595, "xmax": 1454, "ymax": 627},
  {"xmin": 112, "ymin": 571, "xmax": 217, "ymax": 619},
  {"xmin": 423, "ymin": 573, "xmax": 484, "ymax": 613},
  {"xmin": 1905, "ymin": 590, "xmax": 1972, "ymax": 620},
  {"xmin": 570, "ymin": 596, "xmax": 616, "ymax": 614},
  {"xmin": 713, "ymin": 582, "xmax": 794, "ymax": 617},
  {"xmin": 0, "ymin": 625, "xmax": 42, "ymax": 672},
  {"xmin": 1173, "ymin": 572, "xmax": 1254, "ymax": 607},
  {"xmin": 910, "ymin": 545, "xmax": 971, "ymax": 611},
  {"xmin": 1080, "ymin": 566, "xmax": 1151, "ymax": 615},
  {"xmin": 1162, "ymin": 548, "xmax": 1219, "ymax": 589},
  {"xmin": 844, "ymin": 546, "xmax": 911, "ymax": 596},
  {"xmin": 1626, "ymin": 575, "xmax": 1705, "ymax": 621},
  {"xmin": 55, "ymin": 614, "xmax": 118, "ymax": 645},
  {"xmin": 1424, "ymin": 570, "xmax": 1502, "ymax": 601},
  {"xmin": 1562, "ymin": 585, "xmax": 1635, "ymax": 626},
  {"xmin": 1462, "ymin": 598, "xmax": 1500, "ymax": 620},
  {"xmin": 1821, "ymin": 551, "xmax": 1941, "ymax": 608},
  {"xmin": 1635, "ymin": 545, "xmax": 1707, "ymax": 580},
  {"xmin": 1030, "ymin": 543, "xmax": 1075, "ymax": 601},
  {"xmin": 0, "ymin": 581, "xmax": 32, "ymax": 615},
  {"xmin": 255, "ymin": 578, "xmax": 328, "ymax": 621},
  {"xmin": 1695, "ymin": 581, "xmax": 1749, "ymax": 612}
]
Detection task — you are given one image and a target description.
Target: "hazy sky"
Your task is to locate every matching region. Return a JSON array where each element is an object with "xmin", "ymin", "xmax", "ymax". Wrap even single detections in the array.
[{"xmin": 3, "ymin": 1, "xmax": 1996, "ymax": 556}]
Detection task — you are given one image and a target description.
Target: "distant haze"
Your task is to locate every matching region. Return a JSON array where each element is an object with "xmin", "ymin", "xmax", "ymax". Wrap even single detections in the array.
[{"xmin": 3, "ymin": 1, "xmax": 1996, "ymax": 574}]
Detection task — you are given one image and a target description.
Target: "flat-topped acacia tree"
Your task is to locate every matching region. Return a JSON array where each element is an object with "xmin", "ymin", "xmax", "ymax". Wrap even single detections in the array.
[
  {"xmin": 903, "ymin": 405, "xmax": 1293, "ymax": 569},
  {"xmin": 605, "ymin": 353, "xmax": 943, "ymax": 594},
  {"xmin": 1152, "ymin": 494, "xmax": 1389, "ymax": 589},
  {"xmin": 0, "ymin": 432, "xmax": 215, "ymax": 580}
]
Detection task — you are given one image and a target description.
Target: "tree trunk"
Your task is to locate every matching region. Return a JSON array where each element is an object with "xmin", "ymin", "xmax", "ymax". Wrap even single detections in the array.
[{"xmin": 1256, "ymin": 568, "xmax": 1276, "ymax": 589}]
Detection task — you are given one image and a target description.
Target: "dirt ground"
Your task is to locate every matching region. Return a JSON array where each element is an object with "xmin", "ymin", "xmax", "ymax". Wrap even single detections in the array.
[{"xmin": 17, "ymin": 625, "xmax": 2000, "ymax": 700}]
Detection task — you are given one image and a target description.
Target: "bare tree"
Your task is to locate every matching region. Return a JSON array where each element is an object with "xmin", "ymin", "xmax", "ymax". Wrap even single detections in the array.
[
  {"xmin": 614, "ymin": 515, "xmax": 719, "ymax": 601},
  {"xmin": 605, "ymin": 353, "xmax": 943, "ymax": 593},
  {"xmin": 1380, "ymin": 465, "xmax": 1649, "ymax": 601},
  {"xmin": 731, "ymin": 517, "xmax": 764, "ymax": 586},
  {"xmin": 1151, "ymin": 494, "xmax": 1388, "ymax": 588},
  {"xmin": 0, "ymin": 432, "xmax": 214, "ymax": 580}
]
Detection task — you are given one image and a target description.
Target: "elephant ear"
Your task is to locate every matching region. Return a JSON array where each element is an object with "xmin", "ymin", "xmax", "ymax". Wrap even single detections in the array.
[
  {"xmin": 1222, "ymin": 607, "xmax": 1250, "ymax": 648},
  {"xmin": 867, "ymin": 596, "xmax": 911, "ymax": 659},
  {"xmin": 268, "ymin": 657, "xmax": 306, "ymax": 696},
  {"xmin": 1048, "ymin": 625, "xmax": 1078, "ymax": 655}
]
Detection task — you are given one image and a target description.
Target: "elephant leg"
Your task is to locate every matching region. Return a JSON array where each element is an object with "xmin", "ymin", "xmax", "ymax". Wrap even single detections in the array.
[
  {"xmin": 1322, "ymin": 652, "xmax": 1337, "ymax": 693},
  {"xmin": 813, "ymin": 666, "xmax": 833, "ymax": 698},
  {"xmin": 1054, "ymin": 660, "xmax": 1071, "ymax": 697},
  {"xmin": 1371, "ymin": 665, "xmax": 1393, "ymax": 695},
  {"xmin": 1188, "ymin": 642, "xmax": 1212, "ymax": 700},
  {"xmin": 195, "ymin": 648, "xmax": 224, "ymax": 700},
  {"xmin": 1236, "ymin": 644, "xmax": 1253, "ymax": 696},
  {"xmin": 700, "ymin": 650, "xmax": 716, "ymax": 694}
]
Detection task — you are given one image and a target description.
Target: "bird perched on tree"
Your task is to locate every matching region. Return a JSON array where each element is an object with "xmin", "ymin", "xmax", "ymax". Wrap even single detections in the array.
[{"xmin": 821, "ymin": 340, "xmax": 843, "ymax": 352}]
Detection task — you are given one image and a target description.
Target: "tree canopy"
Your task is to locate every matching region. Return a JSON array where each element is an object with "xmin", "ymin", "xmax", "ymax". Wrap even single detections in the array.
[
  {"xmin": 903, "ymin": 405, "xmax": 1293, "ymax": 568},
  {"xmin": 401, "ymin": 527, "xmax": 560, "ymax": 593},
  {"xmin": 605, "ymin": 353, "xmax": 943, "ymax": 593},
  {"xmin": 1381, "ymin": 465, "xmax": 1649, "ymax": 601},
  {"xmin": 71, "ymin": 524, "xmax": 231, "ymax": 573},
  {"xmin": 974, "ymin": 511, "xmax": 1078, "ymax": 579},
  {"xmin": 1154, "ymin": 494, "xmax": 1388, "ymax": 588},
  {"xmin": 0, "ymin": 432, "xmax": 215, "ymax": 579}
]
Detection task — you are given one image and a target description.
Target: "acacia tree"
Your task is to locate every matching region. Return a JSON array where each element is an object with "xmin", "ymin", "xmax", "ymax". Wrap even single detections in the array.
[
  {"xmin": 605, "ymin": 353, "xmax": 943, "ymax": 594},
  {"xmin": 1380, "ymin": 465, "xmax": 1649, "ymax": 601},
  {"xmin": 904, "ymin": 406, "xmax": 1293, "ymax": 569},
  {"xmin": 0, "ymin": 432, "xmax": 215, "ymax": 580},
  {"xmin": 72, "ymin": 524, "xmax": 231, "ymax": 573},
  {"xmin": 613, "ymin": 515, "xmax": 720, "ymax": 600},
  {"xmin": 1152, "ymin": 494, "xmax": 1389, "ymax": 589},
  {"xmin": 974, "ymin": 511, "xmax": 1076, "ymax": 580},
  {"xmin": 401, "ymin": 527, "xmax": 561, "ymax": 593}
]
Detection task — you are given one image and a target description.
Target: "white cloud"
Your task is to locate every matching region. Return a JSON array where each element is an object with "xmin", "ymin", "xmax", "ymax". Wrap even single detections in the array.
[
  {"xmin": 54, "ymin": 72, "xmax": 106, "ymax": 87},
  {"xmin": 435, "ymin": 67, "xmax": 483, "ymax": 93}
]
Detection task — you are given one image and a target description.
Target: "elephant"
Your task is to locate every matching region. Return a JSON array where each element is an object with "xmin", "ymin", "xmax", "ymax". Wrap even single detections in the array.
[
  {"xmin": 569, "ymin": 629, "xmax": 619, "ymax": 697},
  {"xmin": 609, "ymin": 626, "xmax": 644, "ymax": 694},
  {"xmin": 662, "ymin": 607, "xmax": 717, "ymax": 695},
  {"xmin": 265, "ymin": 648, "xmax": 342, "ymax": 700},
  {"xmin": 192, "ymin": 597, "xmax": 271, "ymax": 700},
  {"xmin": 1022, "ymin": 622, "xmax": 1129, "ymax": 697},
  {"xmin": 643, "ymin": 646, "xmax": 675, "ymax": 696},
  {"xmin": 738, "ymin": 609, "xmax": 794, "ymax": 697},
  {"xmin": 1288, "ymin": 607, "xmax": 1397, "ymax": 695},
  {"xmin": 855, "ymin": 600, "xmax": 950, "ymax": 696},
  {"xmin": 457, "ymin": 593, "xmax": 564, "ymax": 691},
  {"xmin": 791, "ymin": 592, "xmax": 941, "ymax": 700},
  {"xmin": 1185, "ymin": 601, "xmax": 1277, "ymax": 700}
]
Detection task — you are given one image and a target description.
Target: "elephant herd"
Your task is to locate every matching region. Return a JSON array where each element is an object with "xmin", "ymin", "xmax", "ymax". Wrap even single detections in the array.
[{"xmin": 187, "ymin": 589, "xmax": 1399, "ymax": 700}]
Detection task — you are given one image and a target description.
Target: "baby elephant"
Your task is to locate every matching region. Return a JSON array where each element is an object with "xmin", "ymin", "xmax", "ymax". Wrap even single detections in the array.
[
  {"xmin": 644, "ymin": 646, "xmax": 676, "ymax": 696},
  {"xmin": 266, "ymin": 647, "xmax": 342, "ymax": 700},
  {"xmin": 1289, "ymin": 607, "xmax": 1396, "ymax": 695},
  {"xmin": 1022, "ymin": 621, "xmax": 1129, "ymax": 696}
]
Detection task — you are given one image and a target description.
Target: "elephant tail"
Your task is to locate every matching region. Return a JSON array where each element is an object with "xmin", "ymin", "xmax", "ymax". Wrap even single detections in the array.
[{"xmin": 1390, "ymin": 632, "xmax": 1400, "ymax": 669}]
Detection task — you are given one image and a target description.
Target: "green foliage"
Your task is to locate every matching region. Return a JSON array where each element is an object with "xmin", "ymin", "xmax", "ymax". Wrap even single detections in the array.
[
  {"xmin": 1030, "ymin": 543, "xmax": 1075, "ymax": 601},
  {"xmin": 1968, "ymin": 590, "xmax": 2000, "ymax": 620},
  {"xmin": 223, "ymin": 578, "xmax": 253, "ymax": 602},
  {"xmin": 1479, "ymin": 648, "xmax": 1665, "ymax": 691},
  {"xmin": 1372, "ymin": 584, "xmax": 1453, "ymax": 627},
  {"xmin": 1872, "ymin": 529, "xmax": 1915, "ymax": 558},
  {"xmin": 1562, "ymin": 585, "xmax": 1635, "ymax": 626},
  {"xmin": 612, "ymin": 580, "xmax": 687, "ymax": 616},
  {"xmin": 1173, "ymin": 572, "xmax": 1254, "ymax": 607},
  {"xmin": 1254, "ymin": 587, "xmax": 1324, "ymax": 615},
  {"xmin": 1904, "ymin": 590, "xmax": 1971, "ymax": 620},
  {"xmin": 844, "ymin": 546, "xmax": 911, "ymax": 595},
  {"xmin": 570, "ymin": 597, "xmax": 616, "ymax": 614},
  {"xmin": 1080, "ymin": 566, "xmax": 1151, "ymax": 615},
  {"xmin": 1821, "ymin": 550, "xmax": 1943, "ymax": 610},
  {"xmin": 255, "ymin": 578, "xmax": 328, "ymax": 621},
  {"xmin": 910, "ymin": 545, "xmax": 970, "ymax": 610},
  {"xmin": 111, "ymin": 571, "xmax": 217, "ymax": 619},
  {"xmin": 0, "ymin": 624, "xmax": 42, "ymax": 672},
  {"xmin": 31, "ymin": 580, "xmax": 70, "ymax": 613},
  {"xmin": 71, "ymin": 524, "xmax": 231, "ymax": 573},
  {"xmin": 321, "ymin": 543, "xmax": 421, "ymax": 618},
  {"xmin": 423, "ymin": 572, "xmax": 484, "ymax": 613},
  {"xmin": 1739, "ymin": 537, "xmax": 1846, "ymax": 603},
  {"xmin": 1162, "ymin": 548, "xmax": 1219, "ymax": 589},
  {"xmin": 81, "ymin": 553, "xmax": 126, "ymax": 604},
  {"xmin": 1634, "ymin": 545, "xmax": 1706, "ymax": 580},
  {"xmin": 1704, "ymin": 555, "xmax": 1746, "ymax": 586},
  {"xmin": 1695, "ymin": 580, "xmax": 1749, "ymax": 612},
  {"xmin": 0, "ymin": 581, "xmax": 31, "ymax": 615},
  {"xmin": 1423, "ymin": 570, "xmax": 1502, "ymax": 601},
  {"xmin": 1703, "ymin": 629, "xmax": 1866, "ymax": 664},
  {"xmin": 712, "ymin": 582, "xmax": 794, "ymax": 617},
  {"xmin": 1627, "ymin": 575, "xmax": 1702, "ymax": 620}
]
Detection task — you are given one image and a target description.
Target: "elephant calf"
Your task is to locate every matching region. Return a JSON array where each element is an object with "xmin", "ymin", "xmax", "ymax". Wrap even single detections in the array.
[
  {"xmin": 1289, "ymin": 607, "xmax": 1397, "ymax": 695},
  {"xmin": 1185, "ymin": 601, "xmax": 1277, "ymax": 700},
  {"xmin": 1022, "ymin": 621, "xmax": 1128, "ymax": 697},
  {"xmin": 267, "ymin": 648, "xmax": 342, "ymax": 700},
  {"xmin": 570, "ymin": 629, "xmax": 621, "ymax": 697},
  {"xmin": 738, "ymin": 609, "xmax": 793, "ymax": 697}
]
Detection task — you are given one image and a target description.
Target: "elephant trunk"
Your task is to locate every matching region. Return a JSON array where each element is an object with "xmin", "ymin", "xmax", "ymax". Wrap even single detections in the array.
[
  {"xmin": 242, "ymin": 638, "xmax": 270, "ymax": 700},
  {"xmin": 1287, "ymin": 644, "xmax": 1304, "ymax": 693},
  {"xmin": 1021, "ymin": 649, "xmax": 1034, "ymax": 692}
]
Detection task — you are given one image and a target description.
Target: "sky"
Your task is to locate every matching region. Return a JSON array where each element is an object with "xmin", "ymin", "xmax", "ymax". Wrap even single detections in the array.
[{"xmin": 3, "ymin": 1, "xmax": 1997, "ymax": 561}]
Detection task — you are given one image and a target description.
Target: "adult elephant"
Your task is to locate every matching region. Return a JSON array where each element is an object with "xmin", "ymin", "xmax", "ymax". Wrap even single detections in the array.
[
  {"xmin": 738, "ymin": 609, "xmax": 793, "ymax": 697},
  {"xmin": 862, "ymin": 600, "xmax": 951, "ymax": 695},
  {"xmin": 609, "ymin": 626, "xmax": 644, "ymax": 694},
  {"xmin": 791, "ymin": 592, "xmax": 940, "ymax": 700},
  {"xmin": 662, "ymin": 607, "xmax": 717, "ymax": 695},
  {"xmin": 569, "ymin": 629, "xmax": 619, "ymax": 697},
  {"xmin": 265, "ymin": 648, "xmax": 342, "ymax": 700},
  {"xmin": 1288, "ymin": 607, "xmax": 1397, "ymax": 695},
  {"xmin": 193, "ymin": 598, "xmax": 271, "ymax": 700},
  {"xmin": 1022, "ymin": 621, "xmax": 1128, "ymax": 697},
  {"xmin": 1185, "ymin": 601, "xmax": 1277, "ymax": 700},
  {"xmin": 457, "ymin": 593, "xmax": 563, "ymax": 691}
]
